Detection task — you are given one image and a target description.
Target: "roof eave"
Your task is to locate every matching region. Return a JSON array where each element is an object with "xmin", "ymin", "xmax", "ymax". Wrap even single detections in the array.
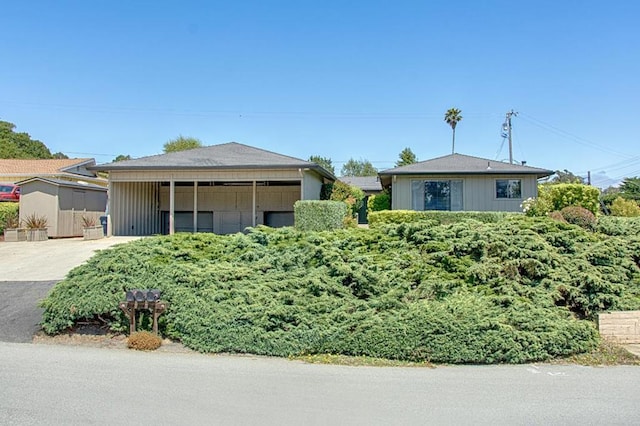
[
  {"xmin": 91, "ymin": 163, "xmax": 337, "ymax": 181},
  {"xmin": 378, "ymin": 170, "xmax": 553, "ymax": 177}
]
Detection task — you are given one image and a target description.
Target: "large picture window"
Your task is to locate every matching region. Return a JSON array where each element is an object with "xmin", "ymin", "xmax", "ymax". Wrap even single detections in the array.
[
  {"xmin": 412, "ymin": 180, "xmax": 463, "ymax": 211},
  {"xmin": 496, "ymin": 179, "xmax": 522, "ymax": 199}
]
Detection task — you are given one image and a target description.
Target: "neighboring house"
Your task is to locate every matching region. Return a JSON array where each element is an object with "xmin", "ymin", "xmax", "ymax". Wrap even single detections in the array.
[
  {"xmin": 378, "ymin": 153, "xmax": 552, "ymax": 212},
  {"xmin": 339, "ymin": 176, "xmax": 383, "ymax": 224},
  {"xmin": 17, "ymin": 177, "xmax": 108, "ymax": 238},
  {"xmin": 0, "ymin": 158, "xmax": 106, "ymax": 186},
  {"xmin": 92, "ymin": 142, "xmax": 335, "ymax": 236}
]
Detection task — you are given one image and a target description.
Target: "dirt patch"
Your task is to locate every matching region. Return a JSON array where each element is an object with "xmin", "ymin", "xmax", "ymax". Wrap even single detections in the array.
[{"xmin": 33, "ymin": 325, "xmax": 194, "ymax": 354}]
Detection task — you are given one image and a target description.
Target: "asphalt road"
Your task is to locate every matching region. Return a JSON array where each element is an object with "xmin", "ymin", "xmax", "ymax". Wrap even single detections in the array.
[
  {"xmin": 1, "ymin": 342, "xmax": 639, "ymax": 425},
  {"xmin": 0, "ymin": 281, "xmax": 56, "ymax": 342},
  {"xmin": 0, "ymin": 236, "xmax": 138, "ymax": 343}
]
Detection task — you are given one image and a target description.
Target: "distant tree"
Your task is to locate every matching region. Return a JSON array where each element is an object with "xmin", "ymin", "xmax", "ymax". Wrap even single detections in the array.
[
  {"xmin": 52, "ymin": 152, "xmax": 69, "ymax": 159},
  {"xmin": 114, "ymin": 154, "xmax": 132, "ymax": 162},
  {"xmin": 620, "ymin": 177, "xmax": 640, "ymax": 201},
  {"xmin": 163, "ymin": 135, "xmax": 203, "ymax": 153},
  {"xmin": 550, "ymin": 169, "xmax": 585, "ymax": 184},
  {"xmin": 308, "ymin": 155, "xmax": 335, "ymax": 175},
  {"xmin": 444, "ymin": 108, "xmax": 462, "ymax": 154},
  {"xmin": 340, "ymin": 158, "xmax": 378, "ymax": 177},
  {"xmin": 395, "ymin": 148, "xmax": 417, "ymax": 167},
  {"xmin": 0, "ymin": 120, "xmax": 52, "ymax": 159}
]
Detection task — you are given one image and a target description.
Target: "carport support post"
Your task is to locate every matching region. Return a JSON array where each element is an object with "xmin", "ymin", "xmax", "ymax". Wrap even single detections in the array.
[
  {"xmin": 252, "ymin": 180, "xmax": 256, "ymax": 227},
  {"xmin": 169, "ymin": 180, "xmax": 175, "ymax": 235},
  {"xmin": 193, "ymin": 181, "xmax": 198, "ymax": 233}
]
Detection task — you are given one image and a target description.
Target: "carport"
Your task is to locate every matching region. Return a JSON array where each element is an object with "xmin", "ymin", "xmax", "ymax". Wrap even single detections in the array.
[{"xmin": 94, "ymin": 142, "xmax": 334, "ymax": 236}]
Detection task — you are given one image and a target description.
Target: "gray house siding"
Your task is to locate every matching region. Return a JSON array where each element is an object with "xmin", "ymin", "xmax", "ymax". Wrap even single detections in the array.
[{"xmin": 392, "ymin": 174, "xmax": 538, "ymax": 212}]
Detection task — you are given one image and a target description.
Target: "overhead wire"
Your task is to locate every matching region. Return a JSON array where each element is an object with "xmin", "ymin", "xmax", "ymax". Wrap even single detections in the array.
[{"xmin": 518, "ymin": 112, "xmax": 632, "ymax": 158}]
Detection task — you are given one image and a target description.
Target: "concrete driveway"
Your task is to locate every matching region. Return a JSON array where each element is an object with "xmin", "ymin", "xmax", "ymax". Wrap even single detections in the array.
[
  {"xmin": 0, "ymin": 236, "xmax": 140, "ymax": 343},
  {"xmin": 0, "ymin": 236, "xmax": 140, "ymax": 281}
]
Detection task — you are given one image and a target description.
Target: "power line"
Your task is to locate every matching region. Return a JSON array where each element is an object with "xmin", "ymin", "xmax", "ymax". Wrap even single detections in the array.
[
  {"xmin": 5, "ymin": 100, "xmax": 498, "ymax": 120},
  {"xmin": 518, "ymin": 113, "xmax": 632, "ymax": 158}
]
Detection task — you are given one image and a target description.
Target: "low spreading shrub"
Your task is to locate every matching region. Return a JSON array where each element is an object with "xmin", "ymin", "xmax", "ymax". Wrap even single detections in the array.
[
  {"xmin": 127, "ymin": 331, "xmax": 162, "ymax": 351},
  {"xmin": 596, "ymin": 216, "xmax": 640, "ymax": 236},
  {"xmin": 560, "ymin": 206, "xmax": 596, "ymax": 230},
  {"xmin": 40, "ymin": 216, "xmax": 640, "ymax": 364},
  {"xmin": 0, "ymin": 203, "xmax": 19, "ymax": 234},
  {"xmin": 294, "ymin": 200, "xmax": 347, "ymax": 231}
]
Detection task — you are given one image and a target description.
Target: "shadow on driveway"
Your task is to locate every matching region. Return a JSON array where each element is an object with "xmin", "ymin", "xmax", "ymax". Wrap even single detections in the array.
[{"xmin": 0, "ymin": 281, "xmax": 57, "ymax": 343}]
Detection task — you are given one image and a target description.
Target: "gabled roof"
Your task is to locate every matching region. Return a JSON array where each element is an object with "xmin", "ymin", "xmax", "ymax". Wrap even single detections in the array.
[
  {"xmin": 379, "ymin": 153, "xmax": 552, "ymax": 178},
  {"xmin": 93, "ymin": 142, "xmax": 335, "ymax": 180},
  {"xmin": 340, "ymin": 176, "xmax": 383, "ymax": 192},
  {"xmin": 0, "ymin": 158, "xmax": 95, "ymax": 175},
  {"xmin": 16, "ymin": 176, "xmax": 107, "ymax": 191}
]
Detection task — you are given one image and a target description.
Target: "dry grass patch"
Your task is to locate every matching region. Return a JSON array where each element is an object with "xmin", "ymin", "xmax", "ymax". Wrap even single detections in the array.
[
  {"xmin": 550, "ymin": 340, "xmax": 640, "ymax": 366},
  {"xmin": 127, "ymin": 331, "xmax": 162, "ymax": 351}
]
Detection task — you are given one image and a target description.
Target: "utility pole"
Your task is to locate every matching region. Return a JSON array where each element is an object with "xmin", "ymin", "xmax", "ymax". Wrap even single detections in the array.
[{"xmin": 503, "ymin": 110, "xmax": 518, "ymax": 164}]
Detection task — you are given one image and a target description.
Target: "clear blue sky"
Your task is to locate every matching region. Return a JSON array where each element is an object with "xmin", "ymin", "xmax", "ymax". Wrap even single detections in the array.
[{"xmin": 1, "ymin": 1, "xmax": 638, "ymax": 185}]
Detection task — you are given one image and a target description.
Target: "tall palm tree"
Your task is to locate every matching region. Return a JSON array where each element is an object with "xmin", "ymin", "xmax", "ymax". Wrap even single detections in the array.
[{"xmin": 444, "ymin": 108, "xmax": 462, "ymax": 154}]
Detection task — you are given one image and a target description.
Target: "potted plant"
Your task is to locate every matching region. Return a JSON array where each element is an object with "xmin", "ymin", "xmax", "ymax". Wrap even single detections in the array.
[
  {"xmin": 81, "ymin": 215, "xmax": 104, "ymax": 240},
  {"xmin": 3, "ymin": 212, "xmax": 26, "ymax": 242},
  {"xmin": 23, "ymin": 213, "xmax": 49, "ymax": 241}
]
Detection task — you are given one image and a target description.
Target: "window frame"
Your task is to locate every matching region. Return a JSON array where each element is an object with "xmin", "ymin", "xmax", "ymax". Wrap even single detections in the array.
[{"xmin": 495, "ymin": 179, "xmax": 522, "ymax": 199}]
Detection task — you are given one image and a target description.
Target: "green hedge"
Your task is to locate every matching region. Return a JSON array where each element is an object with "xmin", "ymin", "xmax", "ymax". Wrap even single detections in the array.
[
  {"xmin": 367, "ymin": 193, "xmax": 391, "ymax": 212},
  {"xmin": 0, "ymin": 203, "xmax": 19, "ymax": 234},
  {"xmin": 294, "ymin": 200, "xmax": 348, "ymax": 231},
  {"xmin": 368, "ymin": 210, "xmax": 514, "ymax": 228}
]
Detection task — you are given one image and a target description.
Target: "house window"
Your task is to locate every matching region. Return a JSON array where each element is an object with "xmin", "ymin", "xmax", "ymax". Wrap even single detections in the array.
[
  {"xmin": 496, "ymin": 179, "xmax": 522, "ymax": 199},
  {"xmin": 411, "ymin": 180, "xmax": 463, "ymax": 211}
]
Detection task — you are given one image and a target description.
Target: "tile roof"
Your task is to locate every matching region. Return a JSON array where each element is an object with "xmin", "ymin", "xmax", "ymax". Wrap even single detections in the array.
[
  {"xmin": 339, "ymin": 176, "xmax": 383, "ymax": 192},
  {"xmin": 94, "ymin": 142, "xmax": 335, "ymax": 179},
  {"xmin": 0, "ymin": 158, "xmax": 95, "ymax": 175},
  {"xmin": 379, "ymin": 153, "xmax": 552, "ymax": 177}
]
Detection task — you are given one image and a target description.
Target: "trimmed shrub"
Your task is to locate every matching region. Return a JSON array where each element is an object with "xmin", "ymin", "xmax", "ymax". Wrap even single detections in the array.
[
  {"xmin": 0, "ymin": 203, "xmax": 19, "ymax": 234},
  {"xmin": 560, "ymin": 206, "xmax": 596, "ymax": 230},
  {"xmin": 526, "ymin": 184, "xmax": 600, "ymax": 216},
  {"xmin": 294, "ymin": 200, "xmax": 347, "ymax": 231},
  {"xmin": 546, "ymin": 184, "xmax": 600, "ymax": 215},
  {"xmin": 127, "ymin": 331, "xmax": 162, "ymax": 351},
  {"xmin": 610, "ymin": 197, "xmax": 640, "ymax": 217},
  {"xmin": 368, "ymin": 210, "xmax": 428, "ymax": 227},
  {"xmin": 548, "ymin": 211, "xmax": 567, "ymax": 223},
  {"xmin": 369, "ymin": 210, "xmax": 512, "ymax": 228}
]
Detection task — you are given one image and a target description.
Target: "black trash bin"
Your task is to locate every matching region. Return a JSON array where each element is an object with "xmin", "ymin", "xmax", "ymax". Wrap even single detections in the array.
[{"xmin": 99, "ymin": 216, "xmax": 107, "ymax": 235}]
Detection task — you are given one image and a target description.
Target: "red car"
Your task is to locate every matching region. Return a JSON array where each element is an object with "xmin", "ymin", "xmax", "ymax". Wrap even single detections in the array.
[{"xmin": 0, "ymin": 183, "xmax": 20, "ymax": 202}]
